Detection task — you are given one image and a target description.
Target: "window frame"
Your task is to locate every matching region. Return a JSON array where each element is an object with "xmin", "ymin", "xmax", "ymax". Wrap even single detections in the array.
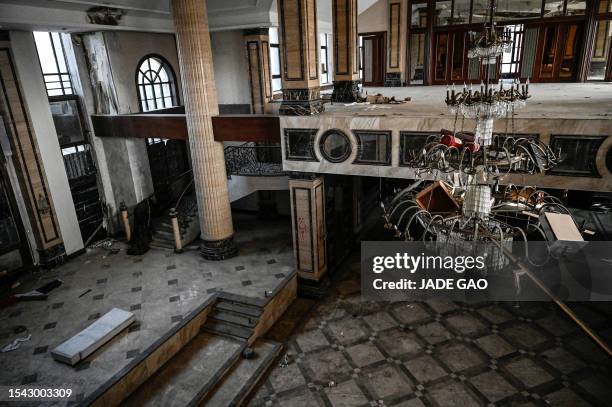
[
  {"xmin": 320, "ymin": 33, "xmax": 331, "ymax": 84},
  {"xmin": 135, "ymin": 54, "xmax": 180, "ymax": 112},
  {"xmin": 33, "ymin": 31, "xmax": 74, "ymax": 97},
  {"xmin": 269, "ymin": 27, "xmax": 283, "ymax": 94}
]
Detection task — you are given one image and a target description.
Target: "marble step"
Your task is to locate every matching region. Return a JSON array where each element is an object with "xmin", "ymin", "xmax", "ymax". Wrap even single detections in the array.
[
  {"xmin": 153, "ymin": 224, "xmax": 187, "ymax": 235},
  {"xmin": 202, "ymin": 319, "xmax": 254, "ymax": 341},
  {"xmin": 153, "ymin": 230, "xmax": 185, "ymax": 242},
  {"xmin": 200, "ymin": 340, "xmax": 282, "ymax": 407},
  {"xmin": 210, "ymin": 309, "xmax": 258, "ymax": 328},
  {"xmin": 121, "ymin": 333, "xmax": 244, "ymax": 407},
  {"xmin": 216, "ymin": 300, "xmax": 263, "ymax": 318}
]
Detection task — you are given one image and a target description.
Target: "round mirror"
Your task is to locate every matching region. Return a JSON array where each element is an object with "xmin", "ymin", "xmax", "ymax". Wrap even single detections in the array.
[{"xmin": 319, "ymin": 129, "xmax": 351, "ymax": 163}]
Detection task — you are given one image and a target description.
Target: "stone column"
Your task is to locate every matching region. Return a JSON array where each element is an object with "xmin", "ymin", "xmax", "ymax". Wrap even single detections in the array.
[
  {"xmin": 331, "ymin": 0, "xmax": 360, "ymax": 102},
  {"xmin": 277, "ymin": 0, "xmax": 324, "ymax": 115},
  {"xmin": 172, "ymin": 0, "xmax": 237, "ymax": 260},
  {"xmin": 244, "ymin": 28, "xmax": 273, "ymax": 114},
  {"xmin": 289, "ymin": 176, "xmax": 327, "ymax": 281}
]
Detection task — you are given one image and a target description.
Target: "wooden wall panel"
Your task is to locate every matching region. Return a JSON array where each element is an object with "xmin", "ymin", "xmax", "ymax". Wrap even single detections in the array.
[
  {"xmin": 389, "ymin": 2, "xmax": 401, "ymax": 69},
  {"xmin": 280, "ymin": 0, "xmax": 304, "ymax": 81},
  {"xmin": 0, "ymin": 48, "xmax": 62, "ymax": 250},
  {"xmin": 306, "ymin": 0, "xmax": 319, "ymax": 80},
  {"xmin": 290, "ymin": 177, "xmax": 327, "ymax": 280},
  {"xmin": 247, "ymin": 41, "xmax": 264, "ymax": 114}
]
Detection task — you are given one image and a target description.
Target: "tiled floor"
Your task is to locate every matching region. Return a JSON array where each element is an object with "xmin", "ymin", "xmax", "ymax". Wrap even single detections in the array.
[
  {"xmin": 250, "ymin": 254, "xmax": 612, "ymax": 407},
  {"xmin": 0, "ymin": 214, "xmax": 294, "ymax": 404}
]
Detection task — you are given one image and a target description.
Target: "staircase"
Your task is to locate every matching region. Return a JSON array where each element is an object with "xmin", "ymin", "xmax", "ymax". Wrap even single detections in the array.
[
  {"xmin": 121, "ymin": 295, "xmax": 281, "ymax": 407},
  {"xmin": 202, "ymin": 295, "xmax": 264, "ymax": 342},
  {"xmin": 150, "ymin": 194, "xmax": 200, "ymax": 250}
]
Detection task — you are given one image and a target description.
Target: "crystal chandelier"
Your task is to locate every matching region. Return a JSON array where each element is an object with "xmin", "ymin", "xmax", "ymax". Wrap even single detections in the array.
[
  {"xmin": 466, "ymin": 0, "xmax": 513, "ymax": 63},
  {"xmin": 381, "ymin": 0, "xmax": 563, "ymax": 265}
]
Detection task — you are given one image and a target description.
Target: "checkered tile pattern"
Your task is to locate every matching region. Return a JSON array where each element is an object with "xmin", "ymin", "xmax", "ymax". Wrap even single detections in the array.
[
  {"xmin": 249, "ymin": 257, "xmax": 612, "ymax": 407},
  {"xmin": 0, "ymin": 214, "xmax": 294, "ymax": 405}
]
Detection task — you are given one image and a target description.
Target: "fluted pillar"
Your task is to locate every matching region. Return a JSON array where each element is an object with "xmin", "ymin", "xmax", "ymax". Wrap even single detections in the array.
[
  {"xmin": 277, "ymin": 0, "xmax": 324, "ymax": 115},
  {"xmin": 172, "ymin": 0, "xmax": 237, "ymax": 260},
  {"xmin": 244, "ymin": 28, "xmax": 273, "ymax": 114},
  {"xmin": 331, "ymin": 0, "xmax": 360, "ymax": 102}
]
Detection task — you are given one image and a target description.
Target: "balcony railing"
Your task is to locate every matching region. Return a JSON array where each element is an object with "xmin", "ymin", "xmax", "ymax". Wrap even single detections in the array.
[{"xmin": 224, "ymin": 143, "xmax": 285, "ymax": 177}]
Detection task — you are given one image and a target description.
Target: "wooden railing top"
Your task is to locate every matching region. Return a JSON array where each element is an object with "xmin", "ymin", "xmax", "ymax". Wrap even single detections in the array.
[{"xmin": 90, "ymin": 113, "xmax": 280, "ymax": 143}]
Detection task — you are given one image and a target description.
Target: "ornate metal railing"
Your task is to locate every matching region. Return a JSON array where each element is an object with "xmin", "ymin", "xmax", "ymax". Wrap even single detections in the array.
[{"xmin": 224, "ymin": 143, "xmax": 285, "ymax": 177}]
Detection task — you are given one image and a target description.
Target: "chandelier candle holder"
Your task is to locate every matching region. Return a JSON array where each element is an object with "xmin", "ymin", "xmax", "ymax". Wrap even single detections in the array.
[{"xmin": 445, "ymin": 79, "xmax": 530, "ymax": 120}]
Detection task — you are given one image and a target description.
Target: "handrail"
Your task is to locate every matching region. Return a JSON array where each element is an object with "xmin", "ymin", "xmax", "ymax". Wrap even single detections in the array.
[
  {"xmin": 173, "ymin": 177, "xmax": 194, "ymax": 213},
  {"xmin": 224, "ymin": 142, "xmax": 285, "ymax": 177}
]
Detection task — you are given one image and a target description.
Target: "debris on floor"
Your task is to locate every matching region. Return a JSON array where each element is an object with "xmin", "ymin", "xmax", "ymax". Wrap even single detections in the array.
[
  {"xmin": 78, "ymin": 288, "xmax": 92, "ymax": 298},
  {"xmin": 1, "ymin": 333, "xmax": 32, "ymax": 353},
  {"xmin": 14, "ymin": 290, "xmax": 48, "ymax": 301},
  {"xmin": 363, "ymin": 93, "xmax": 410, "ymax": 104},
  {"xmin": 278, "ymin": 353, "xmax": 291, "ymax": 368},
  {"xmin": 36, "ymin": 279, "xmax": 63, "ymax": 294}
]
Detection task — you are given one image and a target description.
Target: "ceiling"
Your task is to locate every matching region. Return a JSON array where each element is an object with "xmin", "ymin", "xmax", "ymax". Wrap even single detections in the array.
[
  {"xmin": 0, "ymin": 0, "xmax": 276, "ymax": 33},
  {"xmin": 0, "ymin": 0, "xmax": 378, "ymax": 33}
]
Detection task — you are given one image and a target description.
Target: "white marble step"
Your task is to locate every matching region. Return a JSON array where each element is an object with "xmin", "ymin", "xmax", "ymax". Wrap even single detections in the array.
[
  {"xmin": 200, "ymin": 339, "xmax": 281, "ymax": 407},
  {"xmin": 121, "ymin": 333, "xmax": 244, "ymax": 407}
]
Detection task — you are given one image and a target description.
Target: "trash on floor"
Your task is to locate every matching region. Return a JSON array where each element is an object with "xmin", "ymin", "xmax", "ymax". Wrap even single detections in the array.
[
  {"xmin": 14, "ymin": 290, "xmax": 48, "ymax": 301},
  {"xmin": 78, "ymin": 288, "xmax": 92, "ymax": 298},
  {"xmin": 13, "ymin": 279, "xmax": 63, "ymax": 302},
  {"xmin": 363, "ymin": 93, "xmax": 409, "ymax": 104},
  {"xmin": 1, "ymin": 334, "xmax": 32, "ymax": 353},
  {"xmin": 36, "ymin": 279, "xmax": 63, "ymax": 294}
]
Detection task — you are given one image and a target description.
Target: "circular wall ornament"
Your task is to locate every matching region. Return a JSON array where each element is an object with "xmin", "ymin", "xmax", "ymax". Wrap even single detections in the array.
[{"xmin": 319, "ymin": 129, "xmax": 351, "ymax": 163}]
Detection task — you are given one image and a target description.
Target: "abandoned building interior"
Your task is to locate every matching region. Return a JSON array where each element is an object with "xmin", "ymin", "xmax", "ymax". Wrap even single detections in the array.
[{"xmin": 0, "ymin": 0, "xmax": 612, "ymax": 406}]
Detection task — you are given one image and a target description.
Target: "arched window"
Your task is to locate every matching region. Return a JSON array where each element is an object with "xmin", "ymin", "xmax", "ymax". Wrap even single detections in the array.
[{"xmin": 136, "ymin": 55, "xmax": 178, "ymax": 112}]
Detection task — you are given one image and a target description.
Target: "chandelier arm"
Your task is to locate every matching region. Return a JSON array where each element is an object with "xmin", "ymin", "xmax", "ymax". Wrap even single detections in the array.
[
  {"xmin": 395, "ymin": 205, "xmax": 422, "ymax": 230},
  {"xmin": 421, "ymin": 214, "xmax": 445, "ymax": 241},
  {"xmin": 404, "ymin": 209, "xmax": 429, "ymax": 240}
]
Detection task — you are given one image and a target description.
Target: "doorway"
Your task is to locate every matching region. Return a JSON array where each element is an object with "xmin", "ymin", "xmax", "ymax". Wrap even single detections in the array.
[
  {"xmin": 360, "ymin": 32, "xmax": 386, "ymax": 86},
  {"xmin": 0, "ymin": 165, "xmax": 31, "ymax": 276},
  {"xmin": 145, "ymin": 138, "xmax": 191, "ymax": 210}
]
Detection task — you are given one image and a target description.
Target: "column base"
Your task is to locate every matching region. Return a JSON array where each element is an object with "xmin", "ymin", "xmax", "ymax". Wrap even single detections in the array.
[
  {"xmin": 279, "ymin": 88, "xmax": 324, "ymax": 116},
  {"xmin": 331, "ymin": 80, "xmax": 360, "ymax": 103},
  {"xmin": 200, "ymin": 237, "xmax": 238, "ymax": 260},
  {"xmin": 384, "ymin": 72, "xmax": 402, "ymax": 87}
]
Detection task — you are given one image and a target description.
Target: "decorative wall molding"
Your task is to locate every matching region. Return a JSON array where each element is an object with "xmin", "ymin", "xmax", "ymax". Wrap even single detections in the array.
[
  {"xmin": 353, "ymin": 130, "xmax": 392, "ymax": 166},
  {"xmin": 284, "ymin": 128, "xmax": 319, "ymax": 161},
  {"xmin": 388, "ymin": 1, "xmax": 401, "ymax": 69}
]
